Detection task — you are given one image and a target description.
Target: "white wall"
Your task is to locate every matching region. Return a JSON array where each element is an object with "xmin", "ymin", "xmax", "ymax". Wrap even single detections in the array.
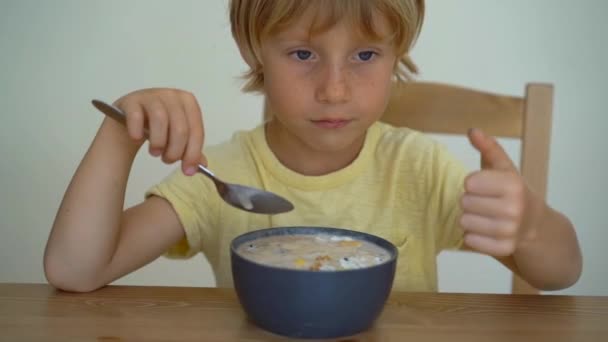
[{"xmin": 1, "ymin": 0, "xmax": 606, "ymax": 295}]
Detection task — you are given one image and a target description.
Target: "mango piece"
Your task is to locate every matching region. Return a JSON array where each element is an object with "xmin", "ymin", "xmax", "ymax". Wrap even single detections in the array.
[{"xmin": 293, "ymin": 258, "xmax": 308, "ymax": 268}]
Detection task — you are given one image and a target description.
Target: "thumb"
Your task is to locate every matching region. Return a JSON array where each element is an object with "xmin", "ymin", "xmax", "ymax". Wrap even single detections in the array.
[{"xmin": 467, "ymin": 128, "xmax": 516, "ymax": 170}]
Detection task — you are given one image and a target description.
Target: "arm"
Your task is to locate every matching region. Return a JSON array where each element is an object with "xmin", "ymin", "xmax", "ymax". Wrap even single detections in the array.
[
  {"xmin": 44, "ymin": 118, "xmax": 184, "ymax": 292},
  {"xmin": 44, "ymin": 89, "xmax": 205, "ymax": 292},
  {"xmin": 462, "ymin": 202, "xmax": 582, "ymax": 290},
  {"xmin": 496, "ymin": 197, "xmax": 581, "ymax": 291}
]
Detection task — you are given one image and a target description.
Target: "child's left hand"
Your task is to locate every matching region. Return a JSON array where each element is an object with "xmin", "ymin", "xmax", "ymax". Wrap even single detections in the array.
[{"xmin": 459, "ymin": 129, "xmax": 542, "ymax": 257}]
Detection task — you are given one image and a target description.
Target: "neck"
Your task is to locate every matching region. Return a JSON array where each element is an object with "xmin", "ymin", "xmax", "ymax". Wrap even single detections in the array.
[{"xmin": 265, "ymin": 121, "xmax": 365, "ymax": 176}]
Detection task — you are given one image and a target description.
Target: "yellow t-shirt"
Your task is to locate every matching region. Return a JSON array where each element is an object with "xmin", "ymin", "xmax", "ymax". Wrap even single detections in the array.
[{"xmin": 146, "ymin": 121, "xmax": 468, "ymax": 292}]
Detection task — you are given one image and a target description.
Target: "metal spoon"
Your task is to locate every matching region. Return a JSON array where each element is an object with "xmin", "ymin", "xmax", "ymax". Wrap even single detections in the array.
[{"xmin": 91, "ymin": 99, "xmax": 294, "ymax": 215}]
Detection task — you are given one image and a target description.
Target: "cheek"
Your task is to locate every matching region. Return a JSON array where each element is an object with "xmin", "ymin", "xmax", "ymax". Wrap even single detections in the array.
[
  {"xmin": 354, "ymin": 70, "xmax": 393, "ymax": 114},
  {"xmin": 264, "ymin": 72, "xmax": 307, "ymax": 116}
]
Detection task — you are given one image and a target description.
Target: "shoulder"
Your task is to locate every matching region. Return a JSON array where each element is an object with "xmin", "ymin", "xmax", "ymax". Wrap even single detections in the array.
[
  {"xmin": 372, "ymin": 122, "xmax": 468, "ymax": 183},
  {"xmin": 373, "ymin": 122, "xmax": 445, "ymax": 164},
  {"xmin": 205, "ymin": 128, "xmax": 252, "ymax": 160},
  {"xmin": 204, "ymin": 125, "xmax": 261, "ymax": 173}
]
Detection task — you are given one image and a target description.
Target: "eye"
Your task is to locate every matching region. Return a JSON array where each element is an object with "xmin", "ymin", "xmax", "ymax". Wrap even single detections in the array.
[
  {"xmin": 291, "ymin": 49, "xmax": 313, "ymax": 61},
  {"xmin": 356, "ymin": 50, "xmax": 377, "ymax": 62}
]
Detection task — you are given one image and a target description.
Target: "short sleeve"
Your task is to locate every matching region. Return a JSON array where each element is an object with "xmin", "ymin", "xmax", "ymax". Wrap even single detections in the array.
[{"xmin": 145, "ymin": 168, "xmax": 219, "ymax": 259}]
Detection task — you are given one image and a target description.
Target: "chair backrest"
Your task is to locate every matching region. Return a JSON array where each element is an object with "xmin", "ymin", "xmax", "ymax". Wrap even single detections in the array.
[{"xmin": 263, "ymin": 81, "xmax": 554, "ymax": 294}]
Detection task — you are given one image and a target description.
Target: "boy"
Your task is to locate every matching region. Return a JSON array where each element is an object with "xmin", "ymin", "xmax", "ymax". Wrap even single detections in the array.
[{"xmin": 44, "ymin": 0, "xmax": 582, "ymax": 293}]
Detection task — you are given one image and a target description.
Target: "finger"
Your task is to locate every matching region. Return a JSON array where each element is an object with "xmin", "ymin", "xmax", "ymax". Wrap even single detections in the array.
[
  {"xmin": 467, "ymin": 128, "xmax": 516, "ymax": 171},
  {"xmin": 463, "ymin": 233, "xmax": 515, "ymax": 257},
  {"xmin": 160, "ymin": 97, "xmax": 189, "ymax": 165},
  {"xmin": 459, "ymin": 213, "xmax": 517, "ymax": 238},
  {"xmin": 120, "ymin": 101, "xmax": 146, "ymax": 141},
  {"xmin": 143, "ymin": 100, "xmax": 169, "ymax": 156},
  {"xmin": 181, "ymin": 92, "xmax": 206, "ymax": 173},
  {"xmin": 461, "ymin": 194, "xmax": 523, "ymax": 221},
  {"xmin": 464, "ymin": 170, "xmax": 519, "ymax": 197}
]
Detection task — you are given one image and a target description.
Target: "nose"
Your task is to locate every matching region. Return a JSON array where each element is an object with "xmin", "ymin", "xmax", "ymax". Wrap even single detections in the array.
[{"xmin": 315, "ymin": 62, "xmax": 351, "ymax": 104}]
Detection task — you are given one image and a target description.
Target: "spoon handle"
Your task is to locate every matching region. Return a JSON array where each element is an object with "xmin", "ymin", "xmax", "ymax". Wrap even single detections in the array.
[
  {"xmin": 92, "ymin": 99, "xmax": 136, "ymax": 132},
  {"xmin": 91, "ymin": 99, "xmax": 220, "ymax": 184},
  {"xmin": 197, "ymin": 164, "xmax": 216, "ymax": 178}
]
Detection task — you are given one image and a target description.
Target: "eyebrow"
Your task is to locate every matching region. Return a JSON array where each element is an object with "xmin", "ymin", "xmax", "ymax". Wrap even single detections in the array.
[{"xmin": 270, "ymin": 29, "xmax": 394, "ymax": 46}]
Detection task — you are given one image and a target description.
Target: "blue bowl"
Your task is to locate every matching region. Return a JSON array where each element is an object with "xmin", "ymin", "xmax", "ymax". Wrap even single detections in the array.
[{"xmin": 230, "ymin": 226, "xmax": 398, "ymax": 339}]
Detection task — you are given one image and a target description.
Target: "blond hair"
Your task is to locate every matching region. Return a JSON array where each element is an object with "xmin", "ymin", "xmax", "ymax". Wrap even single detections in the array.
[{"xmin": 230, "ymin": 0, "xmax": 425, "ymax": 93}]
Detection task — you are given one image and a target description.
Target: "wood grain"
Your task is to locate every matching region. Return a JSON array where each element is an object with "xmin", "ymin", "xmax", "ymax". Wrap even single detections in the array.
[{"xmin": 1, "ymin": 283, "xmax": 606, "ymax": 341}]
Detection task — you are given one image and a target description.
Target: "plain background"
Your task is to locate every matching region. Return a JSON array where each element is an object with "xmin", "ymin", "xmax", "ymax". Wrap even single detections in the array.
[{"xmin": 1, "ymin": 0, "xmax": 606, "ymax": 295}]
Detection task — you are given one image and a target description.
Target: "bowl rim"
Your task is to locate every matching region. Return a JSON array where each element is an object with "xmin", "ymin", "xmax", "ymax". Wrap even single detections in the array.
[{"xmin": 230, "ymin": 226, "xmax": 399, "ymax": 274}]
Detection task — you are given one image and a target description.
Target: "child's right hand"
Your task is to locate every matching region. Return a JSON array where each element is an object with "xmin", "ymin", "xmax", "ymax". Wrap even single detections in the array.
[{"xmin": 113, "ymin": 88, "xmax": 207, "ymax": 176}]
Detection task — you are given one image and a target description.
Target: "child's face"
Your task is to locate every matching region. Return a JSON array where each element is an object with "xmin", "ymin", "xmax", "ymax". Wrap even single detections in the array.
[{"xmin": 260, "ymin": 10, "xmax": 397, "ymax": 154}]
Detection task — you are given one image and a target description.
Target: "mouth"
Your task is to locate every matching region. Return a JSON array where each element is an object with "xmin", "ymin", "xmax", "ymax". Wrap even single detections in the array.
[{"xmin": 311, "ymin": 119, "xmax": 352, "ymax": 129}]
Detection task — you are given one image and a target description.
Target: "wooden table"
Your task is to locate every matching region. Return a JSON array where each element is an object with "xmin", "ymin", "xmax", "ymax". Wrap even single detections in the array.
[{"xmin": 1, "ymin": 283, "xmax": 607, "ymax": 341}]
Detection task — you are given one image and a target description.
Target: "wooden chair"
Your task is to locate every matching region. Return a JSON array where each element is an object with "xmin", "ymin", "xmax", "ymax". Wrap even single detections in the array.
[{"xmin": 264, "ymin": 81, "xmax": 554, "ymax": 294}]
